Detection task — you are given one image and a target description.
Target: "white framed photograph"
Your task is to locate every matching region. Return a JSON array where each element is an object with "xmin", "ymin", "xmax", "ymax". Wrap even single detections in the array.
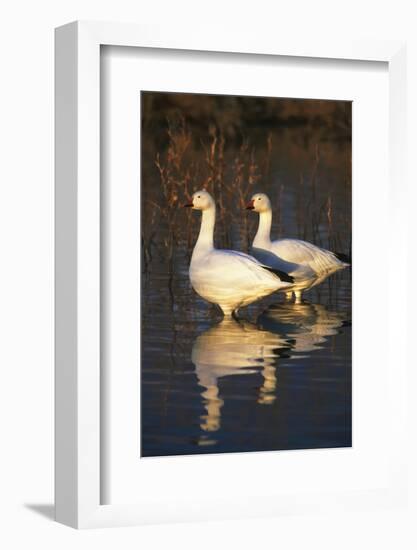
[{"xmin": 55, "ymin": 21, "xmax": 407, "ymax": 528}]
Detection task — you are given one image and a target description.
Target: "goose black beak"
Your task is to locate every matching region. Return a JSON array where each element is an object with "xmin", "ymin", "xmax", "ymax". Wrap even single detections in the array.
[
  {"xmin": 183, "ymin": 201, "xmax": 194, "ymax": 208},
  {"xmin": 245, "ymin": 199, "xmax": 255, "ymax": 210}
]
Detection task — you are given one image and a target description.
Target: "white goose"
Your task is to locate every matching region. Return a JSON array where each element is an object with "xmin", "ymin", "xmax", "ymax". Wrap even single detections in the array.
[
  {"xmin": 184, "ymin": 190, "xmax": 293, "ymax": 317},
  {"xmin": 246, "ymin": 193, "xmax": 349, "ymax": 303}
]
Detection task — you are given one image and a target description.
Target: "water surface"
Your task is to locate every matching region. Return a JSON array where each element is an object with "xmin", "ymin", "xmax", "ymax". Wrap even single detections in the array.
[{"xmin": 141, "ymin": 236, "xmax": 351, "ymax": 457}]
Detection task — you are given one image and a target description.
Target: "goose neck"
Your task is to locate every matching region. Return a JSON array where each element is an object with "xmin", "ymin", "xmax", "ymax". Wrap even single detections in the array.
[
  {"xmin": 253, "ymin": 209, "xmax": 272, "ymax": 248},
  {"xmin": 195, "ymin": 205, "xmax": 216, "ymax": 253}
]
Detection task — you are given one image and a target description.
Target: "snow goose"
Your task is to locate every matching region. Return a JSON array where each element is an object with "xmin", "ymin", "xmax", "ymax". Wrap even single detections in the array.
[
  {"xmin": 246, "ymin": 193, "xmax": 349, "ymax": 303},
  {"xmin": 184, "ymin": 190, "xmax": 293, "ymax": 317}
]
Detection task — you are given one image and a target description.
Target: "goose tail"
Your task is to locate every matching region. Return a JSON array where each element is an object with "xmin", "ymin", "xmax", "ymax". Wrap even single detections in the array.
[
  {"xmin": 333, "ymin": 251, "xmax": 351, "ymax": 266},
  {"xmin": 262, "ymin": 265, "xmax": 294, "ymax": 284}
]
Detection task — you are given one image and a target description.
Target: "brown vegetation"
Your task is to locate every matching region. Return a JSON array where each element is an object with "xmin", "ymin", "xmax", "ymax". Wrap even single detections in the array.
[{"xmin": 141, "ymin": 92, "xmax": 351, "ymax": 276}]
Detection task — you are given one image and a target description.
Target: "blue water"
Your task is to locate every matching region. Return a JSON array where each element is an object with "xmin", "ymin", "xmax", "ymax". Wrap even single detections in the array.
[{"xmin": 141, "ymin": 263, "xmax": 351, "ymax": 457}]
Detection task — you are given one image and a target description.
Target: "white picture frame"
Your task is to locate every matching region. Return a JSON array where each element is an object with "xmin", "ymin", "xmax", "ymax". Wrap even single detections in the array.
[{"xmin": 55, "ymin": 20, "xmax": 407, "ymax": 528}]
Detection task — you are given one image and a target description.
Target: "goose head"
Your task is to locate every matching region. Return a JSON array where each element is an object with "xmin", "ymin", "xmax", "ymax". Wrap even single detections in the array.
[
  {"xmin": 184, "ymin": 189, "xmax": 215, "ymax": 211},
  {"xmin": 246, "ymin": 192, "xmax": 271, "ymax": 213}
]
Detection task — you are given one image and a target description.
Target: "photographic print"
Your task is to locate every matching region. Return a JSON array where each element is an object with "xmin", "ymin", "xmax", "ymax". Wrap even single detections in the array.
[{"xmin": 141, "ymin": 92, "xmax": 351, "ymax": 457}]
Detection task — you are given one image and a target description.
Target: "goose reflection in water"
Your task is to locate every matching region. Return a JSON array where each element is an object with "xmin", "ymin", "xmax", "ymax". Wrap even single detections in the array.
[
  {"xmin": 190, "ymin": 303, "xmax": 348, "ymax": 441},
  {"xmin": 258, "ymin": 303, "xmax": 349, "ymax": 355},
  {"xmin": 192, "ymin": 319, "xmax": 287, "ymax": 434}
]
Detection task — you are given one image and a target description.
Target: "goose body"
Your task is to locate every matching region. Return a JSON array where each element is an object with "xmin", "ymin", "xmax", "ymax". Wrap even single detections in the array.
[
  {"xmin": 185, "ymin": 190, "xmax": 293, "ymax": 317},
  {"xmin": 246, "ymin": 193, "xmax": 349, "ymax": 302}
]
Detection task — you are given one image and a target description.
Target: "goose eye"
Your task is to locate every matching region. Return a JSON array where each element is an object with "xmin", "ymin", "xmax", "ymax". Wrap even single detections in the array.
[
  {"xmin": 258, "ymin": 197, "xmax": 261, "ymax": 200},
  {"xmin": 197, "ymin": 195, "xmax": 201, "ymax": 198}
]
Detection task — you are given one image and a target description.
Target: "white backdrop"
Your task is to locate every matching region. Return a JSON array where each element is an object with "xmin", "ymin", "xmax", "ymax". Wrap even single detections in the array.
[{"xmin": 0, "ymin": 0, "xmax": 416, "ymax": 548}]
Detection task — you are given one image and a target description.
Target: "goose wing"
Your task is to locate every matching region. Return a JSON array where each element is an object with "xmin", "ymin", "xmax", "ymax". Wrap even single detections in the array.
[
  {"xmin": 221, "ymin": 250, "xmax": 294, "ymax": 284},
  {"xmin": 251, "ymin": 246, "xmax": 315, "ymax": 280},
  {"xmin": 271, "ymin": 239, "xmax": 346, "ymax": 276},
  {"xmin": 195, "ymin": 250, "xmax": 292, "ymax": 290}
]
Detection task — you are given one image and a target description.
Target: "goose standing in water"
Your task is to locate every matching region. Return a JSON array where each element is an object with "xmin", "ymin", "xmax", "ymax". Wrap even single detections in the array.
[
  {"xmin": 184, "ymin": 190, "xmax": 293, "ymax": 317},
  {"xmin": 246, "ymin": 193, "xmax": 349, "ymax": 303}
]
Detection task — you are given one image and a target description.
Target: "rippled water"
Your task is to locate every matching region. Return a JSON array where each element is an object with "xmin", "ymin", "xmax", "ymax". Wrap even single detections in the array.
[{"xmin": 141, "ymin": 256, "xmax": 351, "ymax": 457}]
